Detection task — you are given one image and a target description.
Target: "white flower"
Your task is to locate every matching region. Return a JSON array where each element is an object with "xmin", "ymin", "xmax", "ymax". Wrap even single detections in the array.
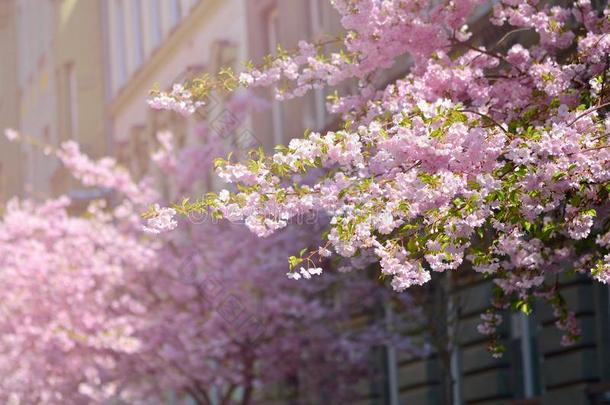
[
  {"xmin": 299, "ymin": 267, "xmax": 312, "ymax": 279},
  {"xmin": 218, "ymin": 189, "xmax": 230, "ymax": 203},
  {"xmin": 455, "ymin": 24, "xmax": 472, "ymax": 41},
  {"xmin": 308, "ymin": 267, "xmax": 323, "ymax": 276},
  {"xmin": 318, "ymin": 247, "xmax": 332, "ymax": 257},
  {"xmin": 286, "ymin": 272, "xmax": 301, "ymax": 280},
  {"xmin": 376, "ymin": 211, "xmax": 396, "ymax": 234},
  {"xmin": 416, "ymin": 100, "xmax": 436, "ymax": 118},
  {"xmin": 142, "ymin": 226, "xmax": 161, "ymax": 235},
  {"xmin": 4, "ymin": 128, "xmax": 18, "ymax": 141},
  {"xmin": 239, "ymin": 72, "xmax": 254, "ymax": 86},
  {"xmin": 143, "ymin": 205, "xmax": 178, "ymax": 234},
  {"xmin": 590, "ymin": 77, "xmax": 602, "ymax": 95}
]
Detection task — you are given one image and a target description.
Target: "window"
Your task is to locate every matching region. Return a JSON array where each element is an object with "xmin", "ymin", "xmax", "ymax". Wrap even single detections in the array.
[
  {"xmin": 115, "ymin": 0, "xmax": 128, "ymax": 88},
  {"xmin": 448, "ymin": 300, "xmax": 463, "ymax": 405},
  {"xmin": 0, "ymin": 163, "xmax": 4, "ymax": 200},
  {"xmin": 598, "ymin": 284, "xmax": 610, "ymax": 380},
  {"xmin": 171, "ymin": 0, "xmax": 182, "ymax": 27},
  {"xmin": 266, "ymin": 7, "xmax": 284, "ymax": 145},
  {"xmin": 17, "ymin": 3, "xmax": 27, "ymax": 87},
  {"xmin": 384, "ymin": 300, "xmax": 400, "ymax": 405},
  {"xmin": 313, "ymin": 87, "xmax": 326, "ymax": 130},
  {"xmin": 64, "ymin": 63, "xmax": 78, "ymax": 140},
  {"xmin": 43, "ymin": 126, "xmax": 51, "ymax": 146},
  {"xmin": 309, "ymin": 0, "xmax": 329, "ymax": 130},
  {"xmin": 510, "ymin": 312, "xmax": 541, "ymax": 399},
  {"xmin": 149, "ymin": 0, "xmax": 162, "ymax": 48},
  {"xmin": 0, "ymin": 57, "xmax": 4, "ymax": 110},
  {"xmin": 130, "ymin": 125, "xmax": 149, "ymax": 179},
  {"xmin": 131, "ymin": 0, "xmax": 144, "ymax": 67},
  {"xmin": 309, "ymin": 0, "xmax": 325, "ymax": 36}
]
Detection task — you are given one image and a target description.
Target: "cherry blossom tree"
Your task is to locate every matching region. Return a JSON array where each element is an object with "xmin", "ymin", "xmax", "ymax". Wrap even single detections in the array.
[
  {"xmin": 0, "ymin": 195, "xmax": 153, "ymax": 404},
  {"xmin": 1, "ymin": 115, "xmax": 419, "ymax": 404},
  {"xmin": 151, "ymin": 0, "xmax": 610, "ymax": 356},
  {"xmin": 133, "ymin": 127, "xmax": 420, "ymax": 404},
  {"xmin": 6, "ymin": 1, "xmax": 610, "ymax": 402}
]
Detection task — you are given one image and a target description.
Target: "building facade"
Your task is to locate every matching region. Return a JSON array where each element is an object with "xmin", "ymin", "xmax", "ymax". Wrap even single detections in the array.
[
  {"xmin": 0, "ymin": 0, "xmax": 107, "ymax": 201},
  {"xmin": 103, "ymin": 0, "xmax": 248, "ymax": 198}
]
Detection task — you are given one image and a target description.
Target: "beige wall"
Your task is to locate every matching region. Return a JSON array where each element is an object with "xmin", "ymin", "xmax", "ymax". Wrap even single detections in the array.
[
  {"xmin": 3, "ymin": 0, "xmax": 107, "ymax": 200},
  {"xmin": 0, "ymin": 0, "xmax": 24, "ymax": 203},
  {"xmin": 52, "ymin": 0, "xmax": 107, "ymax": 197},
  {"xmin": 14, "ymin": 0, "xmax": 58, "ymax": 198},
  {"xmin": 55, "ymin": 0, "xmax": 106, "ymax": 156}
]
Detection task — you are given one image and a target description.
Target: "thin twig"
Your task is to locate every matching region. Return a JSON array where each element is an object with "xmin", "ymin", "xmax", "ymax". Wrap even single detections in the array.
[
  {"xmin": 459, "ymin": 109, "xmax": 510, "ymax": 135},
  {"xmin": 490, "ymin": 27, "xmax": 532, "ymax": 51},
  {"xmin": 460, "ymin": 41, "xmax": 526, "ymax": 76},
  {"xmin": 567, "ymin": 101, "xmax": 610, "ymax": 127}
]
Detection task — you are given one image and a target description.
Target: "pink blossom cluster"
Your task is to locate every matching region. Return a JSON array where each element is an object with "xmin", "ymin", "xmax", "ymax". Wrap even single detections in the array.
[
  {"xmin": 0, "ymin": 123, "xmax": 421, "ymax": 403},
  {"xmin": 165, "ymin": 0, "xmax": 610, "ymax": 353},
  {"xmin": 0, "ymin": 196, "xmax": 155, "ymax": 404},
  {"xmin": 142, "ymin": 204, "xmax": 178, "ymax": 234},
  {"xmin": 147, "ymin": 83, "xmax": 205, "ymax": 116},
  {"xmin": 242, "ymin": 0, "xmax": 482, "ymax": 101},
  {"xmin": 477, "ymin": 311, "xmax": 503, "ymax": 336},
  {"xmin": 151, "ymin": 0, "xmax": 482, "ymax": 110},
  {"xmin": 57, "ymin": 140, "xmax": 158, "ymax": 207},
  {"xmin": 150, "ymin": 131, "xmax": 178, "ymax": 174}
]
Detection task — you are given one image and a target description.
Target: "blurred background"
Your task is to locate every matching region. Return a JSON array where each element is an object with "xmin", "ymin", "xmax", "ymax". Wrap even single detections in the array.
[
  {"xmin": 0, "ymin": 0, "xmax": 349, "ymax": 201},
  {"xmin": 1, "ymin": 1, "xmax": 610, "ymax": 404}
]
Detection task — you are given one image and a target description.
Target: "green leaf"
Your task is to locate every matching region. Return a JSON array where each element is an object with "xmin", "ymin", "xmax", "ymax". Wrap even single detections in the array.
[
  {"xmin": 476, "ymin": 227, "xmax": 485, "ymax": 239},
  {"xmin": 407, "ymin": 237, "xmax": 418, "ymax": 254},
  {"xmin": 515, "ymin": 300, "xmax": 532, "ymax": 315},
  {"xmin": 288, "ymin": 256, "xmax": 303, "ymax": 270}
]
